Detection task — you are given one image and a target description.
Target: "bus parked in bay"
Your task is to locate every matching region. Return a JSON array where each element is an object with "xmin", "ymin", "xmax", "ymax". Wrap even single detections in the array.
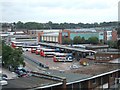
[
  {"xmin": 40, "ymin": 48, "xmax": 59, "ymax": 57},
  {"xmin": 22, "ymin": 45, "xmax": 40, "ymax": 52},
  {"xmin": 11, "ymin": 41, "xmax": 23, "ymax": 48},
  {"xmin": 35, "ymin": 47, "xmax": 45, "ymax": 55},
  {"xmin": 53, "ymin": 52, "xmax": 73, "ymax": 62},
  {"xmin": 35, "ymin": 48, "xmax": 41, "ymax": 55}
]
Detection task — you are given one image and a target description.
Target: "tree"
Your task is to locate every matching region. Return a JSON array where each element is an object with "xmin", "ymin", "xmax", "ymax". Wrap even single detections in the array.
[
  {"xmin": 116, "ymin": 27, "xmax": 120, "ymax": 37},
  {"xmin": 16, "ymin": 21, "xmax": 24, "ymax": 29},
  {"xmin": 88, "ymin": 37, "xmax": 99, "ymax": 44},
  {"xmin": 2, "ymin": 42, "xmax": 25, "ymax": 70},
  {"xmin": 107, "ymin": 41, "xmax": 118, "ymax": 48},
  {"xmin": 73, "ymin": 36, "xmax": 81, "ymax": 44},
  {"xmin": 2, "ymin": 23, "xmax": 10, "ymax": 28},
  {"xmin": 99, "ymin": 40, "xmax": 104, "ymax": 44},
  {"xmin": 81, "ymin": 37, "xmax": 85, "ymax": 44},
  {"xmin": 62, "ymin": 38, "xmax": 72, "ymax": 44},
  {"xmin": 24, "ymin": 22, "xmax": 43, "ymax": 29}
]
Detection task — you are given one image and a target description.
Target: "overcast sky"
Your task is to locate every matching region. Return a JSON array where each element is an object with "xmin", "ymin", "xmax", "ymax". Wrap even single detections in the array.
[{"xmin": 0, "ymin": 0, "xmax": 119, "ymax": 23}]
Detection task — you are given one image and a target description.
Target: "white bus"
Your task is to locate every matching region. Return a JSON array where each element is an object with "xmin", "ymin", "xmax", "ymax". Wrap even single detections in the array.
[
  {"xmin": 40, "ymin": 48, "xmax": 58, "ymax": 57},
  {"xmin": 22, "ymin": 45, "xmax": 40, "ymax": 52},
  {"xmin": 11, "ymin": 41, "xmax": 23, "ymax": 48},
  {"xmin": 53, "ymin": 52, "xmax": 73, "ymax": 62}
]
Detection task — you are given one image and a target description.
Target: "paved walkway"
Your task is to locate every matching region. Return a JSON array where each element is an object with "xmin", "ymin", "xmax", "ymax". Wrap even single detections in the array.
[{"xmin": 0, "ymin": 68, "xmax": 17, "ymax": 79}]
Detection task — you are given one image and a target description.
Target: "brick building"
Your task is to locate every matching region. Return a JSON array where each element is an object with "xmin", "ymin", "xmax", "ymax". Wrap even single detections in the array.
[
  {"xmin": 37, "ymin": 29, "xmax": 104, "ymax": 44},
  {"xmin": 3, "ymin": 64, "xmax": 120, "ymax": 90},
  {"xmin": 27, "ymin": 29, "xmax": 118, "ymax": 44},
  {"xmin": 112, "ymin": 30, "xmax": 118, "ymax": 41}
]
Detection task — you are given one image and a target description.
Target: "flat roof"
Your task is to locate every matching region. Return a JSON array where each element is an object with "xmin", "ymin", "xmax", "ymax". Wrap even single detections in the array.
[
  {"xmin": 109, "ymin": 58, "xmax": 120, "ymax": 64},
  {"xmin": 28, "ymin": 29, "xmax": 62, "ymax": 32},
  {"xmin": 39, "ymin": 42, "xmax": 96, "ymax": 53},
  {"xmin": 85, "ymin": 45, "xmax": 109, "ymax": 49},
  {"xmin": 43, "ymin": 32, "xmax": 59, "ymax": 36},
  {"xmin": 96, "ymin": 52, "xmax": 120, "ymax": 54},
  {"xmin": 2, "ymin": 76, "xmax": 61, "ymax": 89},
  {"xmin": 44, "ymin": 70, "xmax": 91, "ymax": 83},
  {"xmin": 11, "ymin": 35, "xmax": 32, "ymax": 38},
  {"xmin": 44, "ymin": 63, "xmax": 119, "ymax": 84},
  {"xmin": 67, "ymin": 64, "xmax": 119, "ymax": 76},
  {"xmin": 66, "ymin": 29, "xmax": 96, "ymax": 32},
  {"xmin": 54, "ymin": 52, "xmax": 70, "ymax": 56},
  {"xmin": 3, "ymin": 64, "xmax": 119, "ymax": 89}
]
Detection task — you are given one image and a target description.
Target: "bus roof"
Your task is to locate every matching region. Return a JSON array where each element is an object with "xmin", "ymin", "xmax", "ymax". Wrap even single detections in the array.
[
  {"xmin": 23, "ymin": 45, "xmax": 40, "ymax": 48},
  {"xmin": 11, "ymin": 41, "xmax": 24, "ymax": 44},
  {"xmin": 54, "ymin": 52, "xmax": 70, "ymax": 56},
  {"xmin": 41, "ymin": 48, "xmax": 55, "ymax": 51}
]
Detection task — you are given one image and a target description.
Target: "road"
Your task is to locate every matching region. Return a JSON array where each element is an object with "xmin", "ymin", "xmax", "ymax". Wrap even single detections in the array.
[
  {"xmin": 23, "ymin": 51, "xmax": 76, "ymax": 71},
  {"xmin": 24, "ymin": 57, "xmax": 41, "ymax": 72}
]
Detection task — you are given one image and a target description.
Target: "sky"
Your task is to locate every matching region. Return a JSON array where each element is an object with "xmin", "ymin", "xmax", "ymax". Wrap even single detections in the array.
[{"xmin": 0, "ymin": 0, "xmax": 120, "ymax": 23}]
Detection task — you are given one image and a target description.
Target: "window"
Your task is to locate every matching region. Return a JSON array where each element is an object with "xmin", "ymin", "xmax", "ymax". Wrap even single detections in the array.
[
  {"xmin": 92, "ymin": 79, "xmax": 96, "ymax": 84},
  {"xmin": 100, "ymin": 33, "xmax": 103, "ymax": 35},
  {"xmin": 110, "ymin": 74, "xmax": 113, "ymax": 77},
  {"xmin": 32, "ymin": 31, "xmax": 34, "ymax": 34}
]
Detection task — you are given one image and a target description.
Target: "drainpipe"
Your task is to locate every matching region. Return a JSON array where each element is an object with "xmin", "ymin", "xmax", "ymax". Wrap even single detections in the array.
[
  {"xmin": 115, "ymin": 78, "xmax": 117, "ymax": 90},
  {"xmin": 62, "ymin": 77, "xmax": 67, "ymax": 90}
]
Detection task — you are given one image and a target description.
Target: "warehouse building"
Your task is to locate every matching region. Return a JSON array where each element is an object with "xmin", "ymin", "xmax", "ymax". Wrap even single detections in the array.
[
  {"xmin": 37, "ymin": 28, "xmax": 118, "ymax": 44},
  {"xmin": 37, "ymin": 29, "xmax": 103, "ymax": 44},
  {"xmin": 41, "ymin": 32, "xmax": 59, "ymax": 43},
  {"xmin": 64, "ymin": 29, "xmax": 99, "ymax": 40}
]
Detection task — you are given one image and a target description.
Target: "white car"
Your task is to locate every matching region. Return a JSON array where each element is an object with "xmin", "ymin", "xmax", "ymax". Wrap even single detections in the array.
[
  {"xmin": 70, "ymin": 65, "xmax": 79, "ymax": 69},
  {"xmin": 0, "ymin": 80, "xmax": 8, "ymax": 86}
]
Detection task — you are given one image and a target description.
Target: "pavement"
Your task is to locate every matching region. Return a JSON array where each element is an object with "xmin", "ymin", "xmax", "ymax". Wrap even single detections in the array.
[{"xmin": 0, "ymin": 68, "xmax": 17, "ymax": 79}]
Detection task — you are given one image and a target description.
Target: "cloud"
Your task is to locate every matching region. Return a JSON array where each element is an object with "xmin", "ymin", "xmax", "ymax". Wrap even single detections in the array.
[{"xmin": 1, "ymin": 0, "xmax": 119, "ymax": 23}]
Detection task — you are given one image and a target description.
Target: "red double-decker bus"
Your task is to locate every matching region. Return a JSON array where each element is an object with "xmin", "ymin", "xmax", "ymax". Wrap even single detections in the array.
[{"xmin": 40, "ymin": 48, "xmax": 57, "ymax": 57}]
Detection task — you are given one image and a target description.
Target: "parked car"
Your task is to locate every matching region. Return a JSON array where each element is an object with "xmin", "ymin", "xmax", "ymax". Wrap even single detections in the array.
[
  {"xmin": 70, "ymin": 64, "xmax": 80, "ymax": 69},
  {"xmin": 2, "ymin": 74, "xmax": 8, "ymax": 80},
  {"xmin": 39, "ymin": 63, "xmax": 49, "ymax": 69},
  {"xmin": 0, "ymin": 77, "xmax": 8, "ymax": 86},
  {"xmin": 15, "ymin": 68, "xmax": 28, "ymax": 77}
]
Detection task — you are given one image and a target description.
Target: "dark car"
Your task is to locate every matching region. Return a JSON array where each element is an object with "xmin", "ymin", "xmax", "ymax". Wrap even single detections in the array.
[
  {"xmin": 15, "ymin": 68, "xmax": 27, "ymax": 77},
  {"xmin": 39, "ymin": 63, "xmax": 49, "ymax": 69},
  {"xmin": 2, "ymin": 74, "xmax": 8, "ymax": 80}
]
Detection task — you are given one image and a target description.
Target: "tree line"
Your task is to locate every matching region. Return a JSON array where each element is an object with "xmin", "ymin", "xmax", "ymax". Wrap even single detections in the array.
[
  {"xmin": 62, "ymin": 36, "xmax": 118, "ymax": 49},
  {"xmin": 2, "ymin": 21, "xmax": 118, "ymax": 30},
  {"xmin": 62, "ymin": 36, "xmax": 99, "ymax": 45}
]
